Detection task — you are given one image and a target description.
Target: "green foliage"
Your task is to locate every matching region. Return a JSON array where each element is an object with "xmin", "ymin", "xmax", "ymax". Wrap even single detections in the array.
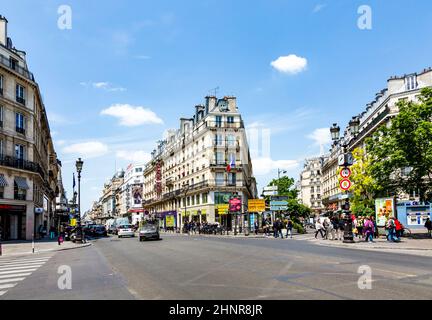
[
  {"xmin": 366, "ymin": 88, "xmax": 432, "ymax": 201},
  {"xmin": 268, "ymin": 176, "xmax": 298, "ymax": 199},
  {"xmin": 266, "ymin": 176, "xmax": 311, "ymax": 222},
  {"xmin": 349, "ymin": 147, "xmax": 381, "ymax": 213},
  {"xmin": 293, "ymin": 222, "xmax": 305, "ymax": 234}
]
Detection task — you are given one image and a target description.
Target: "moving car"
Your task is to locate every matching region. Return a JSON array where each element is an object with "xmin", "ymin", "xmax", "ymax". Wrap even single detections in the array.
[
  {"xmin": 93, "ymin": 225, "xmax": 108, "ymax": 237},
  {"xmin": 117, "ymin": 224, "xmax": 135, "ymax": 238},
  {"xmin": 139, "ymin": 224, "xmax": 160, "ymax": 241}
]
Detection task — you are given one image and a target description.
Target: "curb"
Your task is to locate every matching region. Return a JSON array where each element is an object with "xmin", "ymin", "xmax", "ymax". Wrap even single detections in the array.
[
  {"xmin": 317, "ymin": 241, "xmax": 432, "ymax": 252},
  {"xmin": 0, "ymin": 242, "xmax": 92, "ymax": 257}
]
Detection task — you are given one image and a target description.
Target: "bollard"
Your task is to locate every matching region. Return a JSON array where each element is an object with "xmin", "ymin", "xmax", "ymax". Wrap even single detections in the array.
[
  {"xmin": 0, "ymin": 242, "xmax": 2, "ymax": 256},
  {"xmin": 32, "ymin": 233, "xmax": 35, "ymax": 254}
]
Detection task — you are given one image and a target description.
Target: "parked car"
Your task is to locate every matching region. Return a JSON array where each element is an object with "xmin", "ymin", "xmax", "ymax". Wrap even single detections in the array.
[
  {"xmin": 117, "ymin": 224, "xmax": 135, "ymax": 238},
  {"xmin": 108, "ymin": 224, "xmax": 117, "ymax": 235},
  {"xmin": 93, "ymin": 225, "xmax": 108, "ymax": 237},
  {"xmin": 139, "ymin": 224, "xmax": 160, "ymax": 241}
]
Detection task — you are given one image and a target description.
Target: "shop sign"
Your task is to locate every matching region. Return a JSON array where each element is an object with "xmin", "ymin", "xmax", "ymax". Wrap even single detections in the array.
[
  {"xmin": 248, "ymin": 199, "xmax": 266, "ymax": 212},
  {"xmin": 0, "ymin": 204, "xmax": 26, "ymax": 212}
]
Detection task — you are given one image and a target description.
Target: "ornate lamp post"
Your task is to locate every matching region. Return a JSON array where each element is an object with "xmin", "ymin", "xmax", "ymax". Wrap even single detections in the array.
[
  {"xmin": 330, "ymin": 118, "xmax": 360, "ymax": 243},
  {"xmin": 75, "ymin": 158, "xmax": 84, "ymax": 243},
  {"xmin": 182, "ymin": 182, "xmax": 190, "ymax": 233}
]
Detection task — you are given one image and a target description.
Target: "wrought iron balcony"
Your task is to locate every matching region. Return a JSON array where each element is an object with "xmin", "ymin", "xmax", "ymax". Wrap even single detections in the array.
[
  {"xmin": 0, "ymin": 53, "xmax": 35, "ymax": 82},
  {"xmin": 16, "ymin": 126, "xmax": 25, "ymax": 135},
  {"xmin": 16, "ymin": 96, "xmax": 26, "ymax": 105},
  {"xmin": 0, "ymin": 155, "xmax": 45, "ymax": 179},
  {"xmin": 206, "ymin": 121, "xmax": 244, "ymax": 129}
]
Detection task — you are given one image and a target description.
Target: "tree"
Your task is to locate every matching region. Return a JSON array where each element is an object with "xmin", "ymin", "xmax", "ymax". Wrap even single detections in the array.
[
  {"xmin": 348, "ymin": 147, "xmax": 381, "ymax": 215},
  {"xmin": 267, "ymin": 176, "xmax": 298, "ymax": 199},
  {"xmin": 366, "ymin": 88, "xmax": 432, "ymax": 202},
  {"xmin": 265, "ymin": 176, "xmax": 311, "ymax": 222}
]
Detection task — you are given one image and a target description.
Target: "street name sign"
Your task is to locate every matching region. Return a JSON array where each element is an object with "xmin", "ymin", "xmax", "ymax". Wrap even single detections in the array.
[
  {"xmin": 263, "ymin": 191, "xmax": 278, "ymax": 196},
  {"xmin": 270, "ymin": 205, "xmax": 288, "ymax": 211},
  {"xmin": 264, "ymin": 186, "xmax": 278, "ymax": 192}
]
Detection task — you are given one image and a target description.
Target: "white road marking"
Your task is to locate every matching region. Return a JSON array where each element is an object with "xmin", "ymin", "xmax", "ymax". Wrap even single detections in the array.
[
  {"xmin": 0, "ymin": 273, "xmax": 31, "ymax": 279},
  {"xmin": 0, "ymin": 269, "xmax": 38, "ymax": 275},
  {"xmin": 0, "ymin": 254, "xmax": 53, "ymax": 298},
  {"xmin": 0, "ymin": 265, "xmax": 44, "ymax": 271},
  {"xmin": 0, "ymin": 262, "xmax": 49, "ymax": 268},
  {"xmin": 0, "ymin": 278, "xmax": 25, "ymax": 284},
  {"xmin": 0, "ymin": 283, "xmax": 16, "ymax": 290}
]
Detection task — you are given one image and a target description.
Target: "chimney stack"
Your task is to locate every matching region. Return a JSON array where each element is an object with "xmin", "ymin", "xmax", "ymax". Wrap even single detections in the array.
[{"xmin": 0, "ymin": 15, "xmax": 8, "ymax": 46}]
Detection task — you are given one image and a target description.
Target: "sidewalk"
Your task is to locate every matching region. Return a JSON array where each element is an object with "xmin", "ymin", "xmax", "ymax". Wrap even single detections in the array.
[
  {"xmin": 0, "ymin": 239, "xmax": 91, "ymax": 257},
  {"xmin": 315, "ymin": 236, "xmax": 432, "ymax": 257}
]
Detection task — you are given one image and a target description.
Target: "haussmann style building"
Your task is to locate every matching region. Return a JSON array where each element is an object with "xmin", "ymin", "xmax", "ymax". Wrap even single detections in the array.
[
  {"xmin": 0, "ymin": 15, "xmax": 62, "ymax": 240},
  {"xmin": 143, "ymin": 95, "xmax": 258, "ymax": 231}
]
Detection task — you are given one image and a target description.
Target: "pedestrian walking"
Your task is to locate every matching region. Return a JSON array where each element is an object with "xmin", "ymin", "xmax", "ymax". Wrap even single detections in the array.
[
  {"xmin": 58, "ymin": 233, "xmax": 64, "ymax": 246},
  {"xmin": 338, "ymin": 214, "xmax": 345, "ymax": 241},
  {"xmin": 357, "ymin": 216, "xmax": 364, "ymax": 239},
  {"xmin": 331, "ymin": 216, "xmax": 339, "ymax": 240},
  {"xmin": 286, "ymin": 219, "xmax": 293, "ymax": 239},
  {"xmin": 49, "ymin": 226, "xmax": 56, "ymax": 240},
  {"xmin": 363, "ymin": 217, "xmax": 374, "ymax": 243},
  {"xmin": 254, "ymin": 220, "xmax": 259, "ymax": 235},
  {"xmin": 314, "ymin": 218, "xmax": 325, "ymax": 239},
  {"xmin": 424, "ymin": 218, "xmax": 432, "ymax": 238}
]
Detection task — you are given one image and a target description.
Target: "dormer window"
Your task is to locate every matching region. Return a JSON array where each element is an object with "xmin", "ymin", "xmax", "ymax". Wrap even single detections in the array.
[
  {"xmin": 405, "ymin": 75, "xmax": 417, "ymax": 91},
  {"xmin": 10, "ymin": 57, "xmax": 18, "ymax": 71}
]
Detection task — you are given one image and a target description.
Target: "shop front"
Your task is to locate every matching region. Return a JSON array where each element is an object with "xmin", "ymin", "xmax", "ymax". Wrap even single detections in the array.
[{"xmin": 0, "ymin": 204, "xmax": 26, "ymax": 240}]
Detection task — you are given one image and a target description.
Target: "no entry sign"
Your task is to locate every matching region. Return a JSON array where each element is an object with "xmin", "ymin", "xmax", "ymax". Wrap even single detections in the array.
[
  {"xmin": 340, "ymin": 167, "xmax": 352, "ymax": 179},
  {"xmin": 340, "ymin": 179, "xmax": 352, "ymax": 191}
]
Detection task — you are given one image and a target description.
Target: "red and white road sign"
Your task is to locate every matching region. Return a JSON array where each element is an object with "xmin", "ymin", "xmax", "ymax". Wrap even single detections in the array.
[
  {"xmin": 340, "ymin": 167, "xmax": 352, "ymax": 179},
  {"xmin": 340, "ymin": 179, "xmax": 352, "ymax": 191}
]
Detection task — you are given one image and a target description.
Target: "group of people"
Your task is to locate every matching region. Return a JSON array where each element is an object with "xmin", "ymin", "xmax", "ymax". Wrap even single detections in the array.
[
  {"xmin": 314, "ymin": 214, "xmax": 378, "ymax": 242},
  {"xmin": 260, "ymin": 218, "xmax": 294, "ymax": 239}
]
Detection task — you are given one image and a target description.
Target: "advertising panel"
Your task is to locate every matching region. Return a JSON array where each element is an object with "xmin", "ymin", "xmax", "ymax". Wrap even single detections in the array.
[
  {"xmin": 132, "ymin": 185, "xmax": 143, "ymax": 205},
  {"xmin": 375, "ymin": 198, "xmax": 395, "ymax": 227},
  {"xmin": 165, "ymin": 215, "xmax": 175, "ymax": 228},
  {"xmin": 248, "ymin": 199, "xmax": 266, "ymax": 212}
]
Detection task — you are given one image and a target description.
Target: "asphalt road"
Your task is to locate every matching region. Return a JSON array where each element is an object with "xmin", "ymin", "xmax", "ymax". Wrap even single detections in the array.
[{"xmin": 1, "ymin": 233, "xmax": 432, "ymax": 300}]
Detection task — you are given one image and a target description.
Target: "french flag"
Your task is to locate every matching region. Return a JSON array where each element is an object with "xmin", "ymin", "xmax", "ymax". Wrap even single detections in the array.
[{"xmin": 226, "ymin": 155, "xmax": 235, "ymax": 172}]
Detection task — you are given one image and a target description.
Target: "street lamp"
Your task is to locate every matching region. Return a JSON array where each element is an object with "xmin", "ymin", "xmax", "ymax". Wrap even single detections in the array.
[
  {"xmin": 277, "ymin": 169, "xmax": 287, "ymax": 179},
  {"xmin": 330, "ymin": 123, "xmax": 340, "ymax": 142},
  {"xmin": 329, "ymin": 118, "xmax": 360, "ymax": 243},
  {"xmin": 182, "ymin": 182, "xmax": 190, "ymax": 233},
  {"xmin": 75, "ymin": 158, "xmax": 84, "ymax": 243}
]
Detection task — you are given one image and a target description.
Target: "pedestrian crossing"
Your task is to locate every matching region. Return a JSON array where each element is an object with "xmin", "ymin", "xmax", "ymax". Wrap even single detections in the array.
[{"xmin": 0, "ymin": 254, "xmax": 53, "ymax": 297}]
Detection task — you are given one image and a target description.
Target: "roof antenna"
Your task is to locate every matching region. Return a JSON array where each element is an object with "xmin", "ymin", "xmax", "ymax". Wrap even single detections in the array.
[{"xmin": 209, "ymin": 86, "xmax": 219, "ymax": 97}]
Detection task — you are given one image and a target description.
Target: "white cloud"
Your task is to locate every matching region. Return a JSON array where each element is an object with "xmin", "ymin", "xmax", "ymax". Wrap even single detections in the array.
[
  {"xmin": 270, "ymin": 54, "xmax": 308, "ymax": 74},
  {"xmin": 307, "ymin": 128, "xmax": 331, "ymax": 155},
  {"xmin": 252, "ymin": 157, "xmax": 299, "ymax": 176},
  {"xmin": 62, "ymin": 141, "xmax": 109, "ymax": 158},
  {"xmin": 101, "ymin": 104, "xmax": 164, "ymax": 127},
  {"xmin": 116, "ymin": 150, "xmax": 151, "ymax": 164},
  {"xmin": 313, "ymin": 4, "xmax": 327, "ymax": 13},
  {"xmin": 80, "ymin": 81, "xmax": 126, "ymax": 92}
]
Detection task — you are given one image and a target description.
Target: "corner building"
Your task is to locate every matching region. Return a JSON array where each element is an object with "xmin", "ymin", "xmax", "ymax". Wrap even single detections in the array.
[
  {"xmin": 143, "ymin": 96, "xmax": 257, "ymax": 231},
  {"xmin": 0, "ymin": 16, "xmax": 60, "ymax": 240}
]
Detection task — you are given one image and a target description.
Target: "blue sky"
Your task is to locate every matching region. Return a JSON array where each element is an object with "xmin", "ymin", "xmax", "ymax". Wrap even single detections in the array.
[{"xmin": 2, "ymin": 0, "xmax": 432, "ymax": 212}]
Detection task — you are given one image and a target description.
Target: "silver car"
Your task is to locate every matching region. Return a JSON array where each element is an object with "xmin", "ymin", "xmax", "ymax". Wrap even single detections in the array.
[
  {"xmin": 139, "ymin": 224, "xmax": 160, "ymax": 241},
  {"xmin": 117, "ymin": 224, "xmax": 135, "ymax": 238}
]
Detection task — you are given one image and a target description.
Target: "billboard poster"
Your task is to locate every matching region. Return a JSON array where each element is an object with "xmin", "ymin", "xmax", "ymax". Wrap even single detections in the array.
[
  {"xmin": 375, "ymin": 198, "xmax": 395, "ymax": 227},
  {"xmin": 165, "ymin": 215, "xmax": 175, "ymax": 228},
  {"xmin": 132, "ymin": 185, "xmax": 143, "ymax": 205}
]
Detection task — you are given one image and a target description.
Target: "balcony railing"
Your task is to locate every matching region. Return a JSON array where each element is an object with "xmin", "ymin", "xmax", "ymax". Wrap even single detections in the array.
[
  {"xmin": 206, "ymin": 121, "xmax": 243, "ymax": 129},
  {"xmin": 0, "ymin": 155, "xmax": 45, "ymax": 179},
  {"xmin": 16, "ymin": 97, "xmax": 26, "ymax": 105},
  {"xmin": 16, "ymin": 126, "xmax": 25, "ymax": 135},
  {"xmin": 0, "ymin": 53, "xmax": 35, "ymax": 82},
  {"xmin": 14, "ymin": 193, "xmax": 26, "ymax": 201},
  {"xmin": 210, "ymin": 160, "xmax": 242, "ymax": 168}
]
